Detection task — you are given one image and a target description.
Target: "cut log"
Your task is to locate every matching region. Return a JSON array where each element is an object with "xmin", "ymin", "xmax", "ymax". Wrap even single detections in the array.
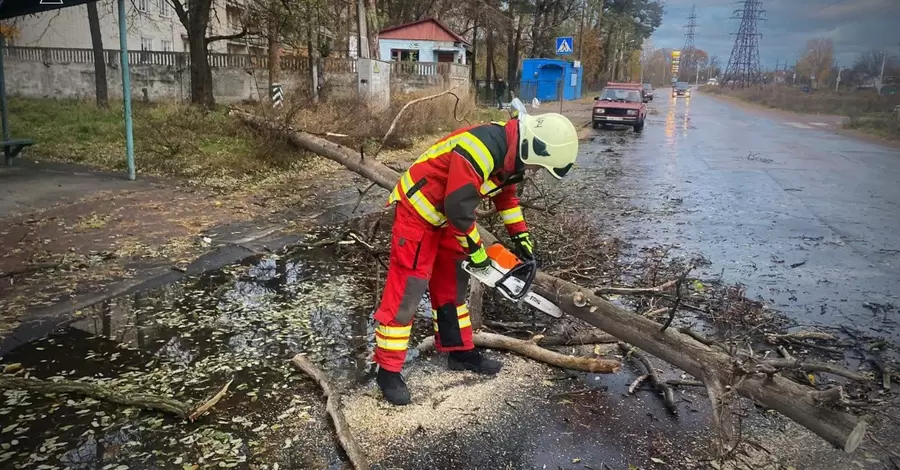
[
  {"xmin": 230, "ymin": 109, "xmax": 869, "ymax": 453},
  {"xmin": 417, "ymin": 332, "xmax": 621, "ymax": 374}
]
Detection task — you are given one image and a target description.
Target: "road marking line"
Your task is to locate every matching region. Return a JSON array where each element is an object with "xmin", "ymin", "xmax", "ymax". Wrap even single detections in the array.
[
  {"xmin": 809, "ymin": 122, "xmax": 829, "ymax": 127},
  {"xmin": 787, "ymin": 122, "xmax": 813, "ymax": 129}
]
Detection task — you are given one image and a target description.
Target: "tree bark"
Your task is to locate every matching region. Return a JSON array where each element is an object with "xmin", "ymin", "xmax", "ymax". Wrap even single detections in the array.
[
  {"xmin": 364, "ymin": 0, "xmax": 379, "ymax": 59},
  {"xmin": 230, "ymin": 110, "xmax": 870, "ymax": 454},
  {"xmin": 86, "ymin": 1, "xmax": 108, "ymax": 108},
  {"xmin": 267, "ymin": 19, "xmax": 281, "ymax": 98}
]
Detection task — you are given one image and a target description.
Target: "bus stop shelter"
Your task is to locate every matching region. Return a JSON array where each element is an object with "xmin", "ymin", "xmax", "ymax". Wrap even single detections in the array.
[{"xmin": 0, "ymin": 0, "xmax": 136, "ymax": 179}]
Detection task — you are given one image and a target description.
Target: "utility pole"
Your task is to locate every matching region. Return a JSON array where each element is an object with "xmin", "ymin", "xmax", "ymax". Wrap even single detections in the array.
[
  {"xmin": 722, "ymin": 0, "xmax": 766, "ymax": 88},
  {"xmin": 356, "ymin": 0, "xmax": 369, "ymax": 59},
  {"xmin": 835, "ymin": 65, "xmax": 842, "ymax": 92},
  {"xmin": 880, "ymin": 51, "xmax": 887, "ymax": 87},
  {"xmin": 681, "ymin": 4, "xmax": 698, "ymax": 83},
  {"xmin": 577, "ymin": 0, "xmax": 586, "ymax": 61}
]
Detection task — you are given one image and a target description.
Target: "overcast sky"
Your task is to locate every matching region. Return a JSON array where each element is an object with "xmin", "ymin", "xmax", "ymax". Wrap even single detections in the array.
[{"xmin": 649, "ymin": 0, "xmax": 900, "ymax": 70}]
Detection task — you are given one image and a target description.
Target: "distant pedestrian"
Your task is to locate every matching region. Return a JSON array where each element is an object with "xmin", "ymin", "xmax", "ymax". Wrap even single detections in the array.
[{"xmin": 495, "ymin": 78, "xmax": 507, "ymax": 109}]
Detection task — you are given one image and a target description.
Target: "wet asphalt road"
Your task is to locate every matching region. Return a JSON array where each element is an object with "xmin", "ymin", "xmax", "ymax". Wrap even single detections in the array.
[{"xmin": 579, "ymin": 92, "xmax": 900, "ymax": 342}]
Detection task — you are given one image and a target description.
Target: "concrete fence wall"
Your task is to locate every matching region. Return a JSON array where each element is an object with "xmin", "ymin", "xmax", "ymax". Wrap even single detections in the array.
[{"xmin": 2, "ymin": 46, "xmax": 470, "ymax": 104}]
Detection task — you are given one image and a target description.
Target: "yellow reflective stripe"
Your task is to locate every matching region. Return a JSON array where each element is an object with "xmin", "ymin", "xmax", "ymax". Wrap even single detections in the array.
[
  {"xmin": 467, "ymin": 227, "xmax": 481, "ymax": 245},
  {"xmin": 376, "ymin": 337, "xmax": 409, "ymax": 351},
  {"xmin": 376, "ymin": 324, "xmax": 411, "ymax": 337},
  {"xmin": 395, "ymin": 172, "xmax": 446, "ymax": 226},
  {"xmin": 414, "ymin": 133, "xmax": 494, "ymax": 179},
  {"xmin": 499, "ymin": 207, "xmax": 524, "ymax": 225},
  {"xmin": 457, "ymin": 305, "xmax": 471, "ymax": 329},
  {"xmin": 455, "ymin": 235, "xmax": 469, "ymax": 249},
  {"xmin": 457, "ymin": 133, "xmax": 494, "ymax": 178},
  {"xmin": 480, "ymin": 178, "xmax": 499, "ymax": 196}
]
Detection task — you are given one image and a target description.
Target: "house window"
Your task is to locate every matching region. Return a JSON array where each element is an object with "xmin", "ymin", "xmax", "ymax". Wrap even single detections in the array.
[
  {"xmin": 137, "ymin": 0, "xmax": 150, "ymax": 12},
  {"xmin": 159, "ymin": 0, "xmax": 170, "ymax": 17},
  {"xmin": 391, "ymin": 49, "xmax": 418, "ymax": 62},
  {"xmin": 140, "ymin": 37, "xmax": 153, "ymax": 51},
  {"xmin": 161, "ymin": 40, "xmax": 173, "ymax": 52}
]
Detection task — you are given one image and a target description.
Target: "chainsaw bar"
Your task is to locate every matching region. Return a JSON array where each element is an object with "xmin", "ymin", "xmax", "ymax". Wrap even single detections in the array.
[{"xmin": 463, "ymin": 261, "xmax": 564, "ymax": 318}]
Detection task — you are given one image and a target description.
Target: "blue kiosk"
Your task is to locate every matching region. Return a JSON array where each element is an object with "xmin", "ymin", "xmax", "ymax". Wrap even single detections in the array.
[{"xmin": 519, "ymin": 58, "xmax": 583, "ymax": 102}]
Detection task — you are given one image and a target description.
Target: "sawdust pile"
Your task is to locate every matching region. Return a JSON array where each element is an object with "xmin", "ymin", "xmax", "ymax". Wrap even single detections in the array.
[{"xmin": 343, "ymin": 353, "xmax": 550, "ymax": 461}]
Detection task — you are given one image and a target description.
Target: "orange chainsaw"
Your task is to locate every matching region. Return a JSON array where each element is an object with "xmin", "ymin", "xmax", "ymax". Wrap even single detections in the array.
[{"xmin": 462, "ymin": 244, "xmax": 564, "ymax": 318}]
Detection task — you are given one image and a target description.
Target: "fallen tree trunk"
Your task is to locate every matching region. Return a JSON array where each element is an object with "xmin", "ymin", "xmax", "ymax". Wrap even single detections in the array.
[
  {"xmin": 231, "ymin": 109, "xmax": 869, "ymax": 453},
  {"xmin": 418, "ymin": 332, "xmax": 621, "ymax": 373}
]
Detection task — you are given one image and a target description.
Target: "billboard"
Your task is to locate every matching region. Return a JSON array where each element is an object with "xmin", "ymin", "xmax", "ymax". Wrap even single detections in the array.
[{"xmin": 670, "ymin": 49, "xmax": 681, "ymax": 77}]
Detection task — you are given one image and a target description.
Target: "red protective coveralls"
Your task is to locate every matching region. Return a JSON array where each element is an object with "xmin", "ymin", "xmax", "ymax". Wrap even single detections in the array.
[{"xmin": 373, "ymin": 119, "xmax": 529, "ymax": 372}]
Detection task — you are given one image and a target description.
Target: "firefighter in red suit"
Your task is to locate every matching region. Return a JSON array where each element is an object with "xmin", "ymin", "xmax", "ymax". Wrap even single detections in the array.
[{"xmin": 373, "ymin": 112, "xmax": 579, "ymax": 405}]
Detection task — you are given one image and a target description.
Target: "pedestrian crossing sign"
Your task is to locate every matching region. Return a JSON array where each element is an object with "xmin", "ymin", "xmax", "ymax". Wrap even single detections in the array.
[{"xmin": 555, "ymin": 37, "xmax": 574, "ymax": 56}]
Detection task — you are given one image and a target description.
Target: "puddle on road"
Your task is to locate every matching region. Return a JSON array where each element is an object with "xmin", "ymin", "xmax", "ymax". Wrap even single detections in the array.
[{"xmin": 0, "ymin": 229, "xmax": 379, "ymax": 470}]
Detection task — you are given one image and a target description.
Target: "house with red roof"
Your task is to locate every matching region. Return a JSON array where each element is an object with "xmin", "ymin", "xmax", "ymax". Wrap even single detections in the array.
[{"xmin": 377, "ymin": 18, "xmax": 470, "ymax": 65}]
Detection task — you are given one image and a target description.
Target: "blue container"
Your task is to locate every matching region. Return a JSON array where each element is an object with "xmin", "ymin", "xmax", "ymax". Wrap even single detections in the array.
[{"xmin": 519, "ymin": 58, "xmax": 583, "ymax": 102}]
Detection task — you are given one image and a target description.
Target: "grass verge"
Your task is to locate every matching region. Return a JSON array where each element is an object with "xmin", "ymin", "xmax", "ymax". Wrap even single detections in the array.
[
  {"xmin": 701, "ymin": 85, "xmax": 900, "ymax": 140},
  {"xmin": 9, "ymin": 89, "xmax": 508, "ymax": 188}
]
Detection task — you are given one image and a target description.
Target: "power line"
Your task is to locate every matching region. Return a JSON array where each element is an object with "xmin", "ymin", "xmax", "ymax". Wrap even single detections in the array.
[{"xmin": 722, "ymin": 0, "xmax": 766, "ymax": 88}]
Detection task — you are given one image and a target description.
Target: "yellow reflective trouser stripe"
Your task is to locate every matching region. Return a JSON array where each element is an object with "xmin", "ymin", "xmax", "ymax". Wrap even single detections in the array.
[
  {"xmin": 376, "ymin": 324, "xmax": 412, "ymax": 337},
  {"xmin": 432, "ymin": 306, "xmax": 472, "ymax": 331},
  {"xmin": 375, "ymin": 324, "xmax": 411, "ymax": 351},
  {"xmin": 457, "ymin": 305, "xmax": 472, "ymax": 329},
  {"xmin": 499, "ymin": 207, "xmax": 524, "ymax": 225},
  {"xmin": 389, "ymin": 172, "xmax": 447, "ymax": 226},
  {"xmin": 376, "ymin": 337, "xmax": 409, "ymax": 351}
]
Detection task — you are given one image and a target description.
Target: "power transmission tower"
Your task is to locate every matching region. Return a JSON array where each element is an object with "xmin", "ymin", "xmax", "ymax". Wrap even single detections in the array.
[
  {"xmin": 681, "ymin": 4, "xmax": 698, "ymax": 82},
  {"xmin": 722, "ymin": 0, "xmax": 766, "ymax": 88}
]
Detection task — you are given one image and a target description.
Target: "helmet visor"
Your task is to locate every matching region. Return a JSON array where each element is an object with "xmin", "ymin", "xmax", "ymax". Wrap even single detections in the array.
[{"xmin": 551, "ymin": 162, "xmax": 573, "ymax": 179}]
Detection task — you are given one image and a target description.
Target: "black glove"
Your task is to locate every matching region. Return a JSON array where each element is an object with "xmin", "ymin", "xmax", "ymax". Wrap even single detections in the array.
[{"xmin": 511, "ymin": 232, "xmax": 535, "ymax": 261}]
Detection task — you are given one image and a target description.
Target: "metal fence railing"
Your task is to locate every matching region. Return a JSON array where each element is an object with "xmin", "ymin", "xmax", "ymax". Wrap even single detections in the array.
[
  {"xmin": 2, "ymin": 46, "xmax": 467, "ymax": 78},
  {"xmin": 517, "ymin": 79, "xmax": 565, "ymax": 103}
]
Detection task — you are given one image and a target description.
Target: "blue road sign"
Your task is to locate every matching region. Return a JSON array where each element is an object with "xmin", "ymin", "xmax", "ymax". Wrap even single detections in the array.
[{"xmin": 555, "ymin": 37, "xmax": 574, "ymax": 56}]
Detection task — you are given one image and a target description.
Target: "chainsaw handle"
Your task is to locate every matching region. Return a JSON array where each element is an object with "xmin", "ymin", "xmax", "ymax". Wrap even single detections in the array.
[{"xmin": 496, "ymin": 259, "xmax": 537, "ymax": 300}]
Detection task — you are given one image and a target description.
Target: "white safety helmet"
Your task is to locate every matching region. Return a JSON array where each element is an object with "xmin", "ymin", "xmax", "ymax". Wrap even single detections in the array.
[{"xmin": 517, "ymin": 113, "xmax": 579, "ymax": 180}]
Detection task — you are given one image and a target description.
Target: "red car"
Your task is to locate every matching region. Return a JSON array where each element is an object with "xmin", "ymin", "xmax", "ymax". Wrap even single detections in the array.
[{"xmin": 592, "ymin": 82, "xmax": 647, "ymax": 133}]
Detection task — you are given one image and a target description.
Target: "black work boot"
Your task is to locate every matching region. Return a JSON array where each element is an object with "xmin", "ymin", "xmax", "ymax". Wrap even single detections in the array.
[
  {"xmin": 376, "ymin": 367, "xmax": 411, "ymax": 405},
  {"xmin": 447, "ymin": 349, "xmax": 502, "ymax": 375}
]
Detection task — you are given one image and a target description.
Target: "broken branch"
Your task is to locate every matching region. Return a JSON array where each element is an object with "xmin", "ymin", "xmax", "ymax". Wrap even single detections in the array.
[
  {"xmin": 0, "ymin": 376, "xmax": 227, "ymax": 420},
  {"xmin": 291, "ymin": 354, "xmax": 369, "ymax": 470},
  {"xmin": 761, "ymin": 359, "xmax": 870, "ymax": 382},
  {"xmin": 534, "ymin": 330, "xmax": 618, "ymax": 346},
  {"xmin": 595, "ymin": 279, "xmax": 677, "ymax": 296},
  {"xmin": 618, "ymin": 342, "xmax": 678, "ymax": 414},
  {"xmin": 373, "ymin": 85, "xmax": 463, "ymax": 157},
  {"xmin": 418, "ymin": 332, "xmax": 621, "ymax": 374}
]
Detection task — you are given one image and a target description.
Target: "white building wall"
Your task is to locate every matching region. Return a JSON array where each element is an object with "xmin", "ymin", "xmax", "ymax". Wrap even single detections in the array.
[
  {"xmin": 378, "ymin": 38, "xmax": 466, "ymax": 64},
  {"xmin": 10, "ymin": 0, "xmax": 233, "ymax": 53}
]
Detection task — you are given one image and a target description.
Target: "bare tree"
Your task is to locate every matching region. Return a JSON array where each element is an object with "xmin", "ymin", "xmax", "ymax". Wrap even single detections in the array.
[{"xmin": 170, "ymin": 0, "xmax": 249, "ymax": 109}]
